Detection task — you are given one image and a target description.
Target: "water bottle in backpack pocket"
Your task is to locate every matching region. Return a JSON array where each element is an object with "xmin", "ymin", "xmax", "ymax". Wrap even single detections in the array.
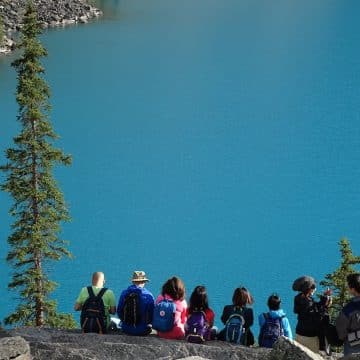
[
  {"xmin": 225, "ymin": 313, "xmax": 245, "ymax": 344},
  {"xmin": 152, "ymin": 298, "xmax": 176, "ymax": 332},
  {"xmin": 258, "ymin": 313, "xmax": 284, "ymax": 348},
  {"xmin": 80, "ymin": 286, "xmax": 107, "ymax": 334},
  {"xmin": 185, "ymin": 311, "xmax": 209, "ymax": 344}
]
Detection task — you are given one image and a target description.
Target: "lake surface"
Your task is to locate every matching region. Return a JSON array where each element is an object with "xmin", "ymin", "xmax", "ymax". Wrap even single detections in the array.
[{"xmin": 1, "ymin": 0, "xmax": 360, "ymax": 333}]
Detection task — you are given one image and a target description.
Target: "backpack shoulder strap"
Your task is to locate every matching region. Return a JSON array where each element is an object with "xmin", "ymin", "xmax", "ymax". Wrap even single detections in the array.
[
  {"xmin": 233, "ymin": 306, "xmax": 243, "ymax": 315},
  {"xmin": 87, "ymin": 286, "xmax": 95, "ymax": 298},
  {"xmin": 97, "ymin": 287, "xmax": 107, "ymax": 299},
  {"xmin": 263, "ymin": 312, "xmax": 269, "ymax": 320}
]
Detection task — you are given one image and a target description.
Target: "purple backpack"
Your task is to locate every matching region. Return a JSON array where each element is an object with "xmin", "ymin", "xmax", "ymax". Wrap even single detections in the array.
[{"xmin": 185, "ymin": 311, "xmax": 209, "ymax": 344}]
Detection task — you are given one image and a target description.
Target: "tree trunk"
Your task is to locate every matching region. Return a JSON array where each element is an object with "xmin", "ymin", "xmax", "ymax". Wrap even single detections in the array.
[{"xmin": 31, "ymin": 118, "xmax": 44, "ymax": 327}]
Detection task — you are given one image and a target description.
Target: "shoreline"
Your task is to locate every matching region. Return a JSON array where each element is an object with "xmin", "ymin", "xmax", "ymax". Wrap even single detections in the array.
[{"xmin": 0, "ymin": 0, "xmax": 102, "ymax": 54}]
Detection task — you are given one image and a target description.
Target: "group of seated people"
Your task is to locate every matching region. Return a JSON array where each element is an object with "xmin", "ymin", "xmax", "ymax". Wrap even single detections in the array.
[{"xmin": 74, "ymin": 271, "xmax": 360, "ymax": 356}]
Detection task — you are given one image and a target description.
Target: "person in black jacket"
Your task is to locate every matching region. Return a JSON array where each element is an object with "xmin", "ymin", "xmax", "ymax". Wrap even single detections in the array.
[
  {"xmin": 218, "ymin": 286, "xmax": 254, "ymax": 345},
  {"xmin": 294, "ymin": 278, "xmax": 331, "ymax": 353},
  {"xmin": 336, "ymin": 273, "xmax": 360, "ymax": 356}
]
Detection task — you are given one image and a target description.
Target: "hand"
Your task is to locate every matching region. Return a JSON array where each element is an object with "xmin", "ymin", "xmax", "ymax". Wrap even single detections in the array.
[{"xmin": 324, "ymin": 288, "xmax": 332, "ymax": 296}]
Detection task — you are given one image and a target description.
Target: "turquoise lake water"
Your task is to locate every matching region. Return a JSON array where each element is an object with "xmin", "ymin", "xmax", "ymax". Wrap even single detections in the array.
[{"xmin": 1, "ymin": 0, "xmax": 360, "ymax": 332}]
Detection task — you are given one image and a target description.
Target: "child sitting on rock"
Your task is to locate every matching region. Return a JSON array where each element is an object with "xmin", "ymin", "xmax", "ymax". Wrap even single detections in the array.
[
  {"xmin": 258, "ymin": 293, "xmax": 293, "ymax": 348},
  {"xmin": 185, "ymin": 285, "xmax": 217, "ymax": 342}
]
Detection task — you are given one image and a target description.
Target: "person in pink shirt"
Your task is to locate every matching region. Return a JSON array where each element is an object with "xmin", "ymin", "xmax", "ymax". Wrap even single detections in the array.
[{"xmin": 156, "ymin": 276, "xmax": 187, "ymax": 339}]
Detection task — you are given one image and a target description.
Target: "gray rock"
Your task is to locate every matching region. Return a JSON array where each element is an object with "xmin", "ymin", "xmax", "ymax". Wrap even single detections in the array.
[
  {"xmin": 269, "ymin": 336, "xmax": 325, "ymax": 360},
  {"xmin": 9, "ymin": 327, "xmax": 271, "ymax": 360},
  {"xmin": 178, "ymin": 358, "xmax": 212, "ymax": 360},
  {"xmin": 7, "ymin": 328, "xmax": 353, "ymax": 360},
  {"xmin": 0, "ymin": 0, "xmax": 102, "ymax": 54},
  {"xmin": 0, "ymin": 336, "xmax": 31, "ymax": 360},
  {"xmin": 0, "ymin": 34, "xmax": 15, "ymax": 54}
]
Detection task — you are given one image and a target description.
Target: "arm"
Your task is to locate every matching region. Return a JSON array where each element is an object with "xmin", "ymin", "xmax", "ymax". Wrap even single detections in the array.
[
  {"xmin": 108, "ymin": 290, "xmax": 116, "ymax": 315},
  {"xmin": 117, "ymin": 291, "xmax": 126, "ymax": 320},
  {"xmin": 74, "ymin": 287, "xmax": 86, "ymax": 311},
  {"xmin": 177, "ymin": 300, "xmax": 188, "ymax": 326},
  {"xmin": 144, "ymin": 292, "xmax": 155, "ymax": 324},
  {"xmin": 245, "ymin": 308, "xmax": 254, "ymax": 328},
  {"xmin": 221, "ymin": 306, "xmax": 230, "ymax": 324},
  {"xmin": 317, "ymin": 295, "xmax": 331, "ymax": 316},
  {"xmin": 336, "ymin": 311, "xmax": 349, "ymax": 341},
  {"xmin": 206, "ymin": 308, "xmax": 215, "ymax": 327},
  {"xmin": 109, "ymin": 306, "xmax": 116, "ymax": 315},
  {"xmin": 258, "ymin": 313, "xmax": 265, "ymax": 328},
  {"xmin": 282, "ymin": 317, "xmax": 293, "ymax": 340},
  {"xmin": 294, "ymin": 294, "xmax": 315, "ymax": 316}
]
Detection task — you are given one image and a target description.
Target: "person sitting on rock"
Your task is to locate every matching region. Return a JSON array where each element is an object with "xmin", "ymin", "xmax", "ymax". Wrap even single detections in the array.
[
  {"xmin": 117, "ymin": 270, "xmax": 155, "ymax": 336},
  {"xmin": 185, "ymin": 285, "xmax": 217, "ymax": 341},
  {"xmin": 258, "ymin": 293, "xmax": 293, "ymax": 348},
  {"xmin": 74, "ymin": 271, "xmax": 116, "ymax": 333},
  {"xmin": 217, "ymin": 286, "xmax": 255, "ymax": 346},
  {"xmin": 154, "ymin": 276, "xmax": 188, "ymax": 340}
]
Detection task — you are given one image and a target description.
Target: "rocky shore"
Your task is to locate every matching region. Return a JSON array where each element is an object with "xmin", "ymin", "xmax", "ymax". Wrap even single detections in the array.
[
  {"xmin": 1, "ymin": 327, "xmax": 359, "ymax": 360},
  {"xmin": 0, "ymin": 0, "xmax": 102, "ymax": 54}
]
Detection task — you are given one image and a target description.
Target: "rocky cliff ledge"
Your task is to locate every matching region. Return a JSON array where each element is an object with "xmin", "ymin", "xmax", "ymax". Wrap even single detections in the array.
[
  {"xmin": 1, "ymin": 327, "xmax": 359, "ymax": 360},
  {"xmin": 0, "ymin": 0, "xmax": 102, "ymax": 54}
]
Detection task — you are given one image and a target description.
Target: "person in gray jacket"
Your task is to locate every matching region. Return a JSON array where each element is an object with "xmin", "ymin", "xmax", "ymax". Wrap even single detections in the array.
[{"xmin": 336, "ymin": 273, "xmax": 360, "ymax": 356}]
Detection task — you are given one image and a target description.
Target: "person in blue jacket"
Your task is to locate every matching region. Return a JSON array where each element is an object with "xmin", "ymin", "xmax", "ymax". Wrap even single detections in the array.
[
  {"xmin": 258, "ymin": 293, "xmax": 293, "ymax": 347},
  {"xmin": 117, "ymin": 270, "xmax": 155, "ymax": 335}
]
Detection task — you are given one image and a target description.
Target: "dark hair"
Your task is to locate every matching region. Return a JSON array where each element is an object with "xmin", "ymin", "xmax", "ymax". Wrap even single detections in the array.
[
  {"xmin": 347, "ymin": 273, "xmax": 360, "ymax": 293},
  {"xmin": 161, "ymin": 276, "xmax": 186, "ymax": 301},
  {"xmin": 267, "ymin": 294, "xmax": 281, "ymax": 310},
  {"xmin": 302, "ymin": 283, "xmax": 316, "ymax": 295},
  {"xmin": 188, "ymin": 285, "xmax": 209, "ymax": 314},
  {"xmin": 232, "ymin": 286, "xmax": 254, "ymax": 307}
]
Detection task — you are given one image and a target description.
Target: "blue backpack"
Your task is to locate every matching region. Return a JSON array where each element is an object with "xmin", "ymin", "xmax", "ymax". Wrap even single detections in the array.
[
  {"xmin": 225, "ymin": 311, "xmax": 245, "ymax": 344},
  {"xmin": 152, "ymin": 298, "xmax": 176, "ymax": 332},
  {"xmin": 258, "ymin": 313, "xmax": 284, "ymax": 348},
  {"xmin": 185, "ymin": 311, "xmax": 209, "ymax": 344}
]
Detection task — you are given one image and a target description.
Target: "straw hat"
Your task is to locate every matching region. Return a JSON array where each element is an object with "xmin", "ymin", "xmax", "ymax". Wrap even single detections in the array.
[{"xmin": 131, "ymin": 270, "xmax": 149, "ymax": 283}]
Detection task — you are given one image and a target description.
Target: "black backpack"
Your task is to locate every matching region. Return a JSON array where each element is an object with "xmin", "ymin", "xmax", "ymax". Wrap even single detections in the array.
[
  {"xmin": 80, "ymin": 286, "xmax": 107, "ymax": 334},
  {"xmin": 122, "ymin": 291, "xmax": 141, "ymax": 326}
]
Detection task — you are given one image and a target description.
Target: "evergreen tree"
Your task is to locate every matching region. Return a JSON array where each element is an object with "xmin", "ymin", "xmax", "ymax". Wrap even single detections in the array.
[
  {"xmin": 0, "ymin": 1, "xmax": 75, "ymax": 328},
  {"xmin": 320, "ymin": 237, "xmax": 360, "ymax": 319}
]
